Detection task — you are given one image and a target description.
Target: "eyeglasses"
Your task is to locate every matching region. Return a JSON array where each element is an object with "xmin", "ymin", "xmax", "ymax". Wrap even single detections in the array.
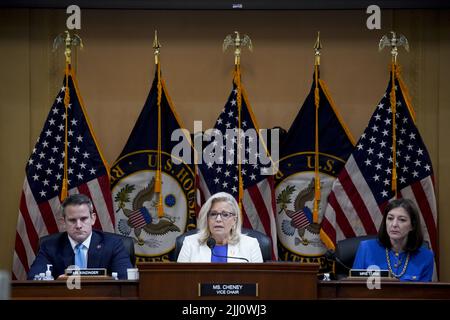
[{"xmin": 208, "ymin": 211, "xmax": 236, "ymax": 220}]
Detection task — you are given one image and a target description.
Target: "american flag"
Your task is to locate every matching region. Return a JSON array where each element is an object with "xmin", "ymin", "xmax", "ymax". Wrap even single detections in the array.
[
  {"xmin": 322, "ymin": 69, "xmax": 437, "ymax": 256},
  {"xmin": 12, "ymin": 67, "xmax": 115, "ymax": 280},
  {"xmin": 197, "ymin": 70, "xmax": 278, "ymax": 258}
]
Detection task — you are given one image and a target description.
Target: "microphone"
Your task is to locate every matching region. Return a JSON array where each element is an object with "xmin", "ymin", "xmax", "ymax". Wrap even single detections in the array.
[
  {"xmin": 206, "ymin": 237, "xmax": 216, "ymax": 250},
  {"xmin": 206, "ymin": 238, "xmax": 249, "ymax": 262},
  {"xmin": 325, "ymin": 249, "xmax": 353, "ymax": 272}
]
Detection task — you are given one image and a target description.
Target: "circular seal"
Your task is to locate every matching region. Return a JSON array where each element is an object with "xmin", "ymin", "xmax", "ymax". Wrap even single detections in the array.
[
  {"xmin": 275, "ymin": 171, "xmax": 334, "ymax": 257},
  {"xmin": 111, "ymin": 150, "xmax": 196, "ymax": 260}
]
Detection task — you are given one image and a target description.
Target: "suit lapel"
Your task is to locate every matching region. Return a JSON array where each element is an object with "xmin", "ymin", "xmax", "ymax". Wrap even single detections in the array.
[
  {"xmin": 228, "ymin": 242, "xmax": 241, "ymax": 262},
  {"xmin": 61, "ymin": 233, "xmax": 75, "ymax": 269},
  {"xmin": 87, "ymin": 231, "xmax": 103, "ymax": 268},
  {"xmin": 228, "ymin": 243, "xmax": 237, "ymax": 257},
  {"xmin": 200, "ymin": 243, "xmax": 212, "ymax": 262}
]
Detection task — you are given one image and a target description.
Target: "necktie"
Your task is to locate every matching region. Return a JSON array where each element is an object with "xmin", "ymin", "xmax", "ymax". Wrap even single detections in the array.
[{"xmin": 75, "ymin": 243, "xmax": 86, "ymax": 268}]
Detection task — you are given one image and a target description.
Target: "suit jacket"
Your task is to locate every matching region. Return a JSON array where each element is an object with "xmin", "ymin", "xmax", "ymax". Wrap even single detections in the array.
[
  {"xmin": 177, "ymin": 233, "xmax": 263, "ymax": 263},
  {"xmin": 27, "ymin": 230, "xmax": 132, "ymax": 280}
]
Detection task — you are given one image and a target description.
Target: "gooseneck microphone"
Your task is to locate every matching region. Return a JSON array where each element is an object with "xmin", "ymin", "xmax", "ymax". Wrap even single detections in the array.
[
  {"xmin": 324, "ymin": 249, "xmax": 353, "ymax": 271},
  {"xmin": 207, "ymin": 238, "xmax": 249, "ymax": 262},
  {"xmin": 206, "ymin": 237, "xmax": 216, "ymax": 250}
]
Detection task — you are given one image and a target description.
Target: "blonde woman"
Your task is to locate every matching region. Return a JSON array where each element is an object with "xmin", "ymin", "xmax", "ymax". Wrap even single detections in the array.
[{"xmin": 177, "ymin": 192, "xmax": 263, "ymax": 263}]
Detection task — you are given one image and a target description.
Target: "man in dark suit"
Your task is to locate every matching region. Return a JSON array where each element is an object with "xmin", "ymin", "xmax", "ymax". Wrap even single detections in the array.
[{"xmin": 27, "ymin": 194, "xmax": 132, "ymax": 280}]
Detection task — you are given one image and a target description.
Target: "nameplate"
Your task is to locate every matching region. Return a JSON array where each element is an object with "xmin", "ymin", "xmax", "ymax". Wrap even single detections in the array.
[
  {"xmin": 198, "ymin": 283, "xmax": 258, "ymax": 297},
  {"xmin": 64, "ymin": 268, "xmax": 107, "ymax": 277},
  {"xmin": 349, "ymin": 269, "xmax": 390, "ymax": 278}
]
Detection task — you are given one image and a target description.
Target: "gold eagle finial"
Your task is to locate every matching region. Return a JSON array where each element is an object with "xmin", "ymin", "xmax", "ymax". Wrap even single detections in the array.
[
  {"xmin": 379, "ymin": 31, "xmax": 409, "ymax": 64},
  {"xmin": 223, "ymin": 31, "xmax": 253, "ymax": 66},
  {"xmin": 53, "ymin": 30, "xmax": 83, "ymax": 65}
]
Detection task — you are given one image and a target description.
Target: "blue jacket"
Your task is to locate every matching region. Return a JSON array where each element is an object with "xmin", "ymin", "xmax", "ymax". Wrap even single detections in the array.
[
  {"xmin": 27, "ymin": 230, "xmax": 132, "ymax": 280},
  {"xmin": 352, "ymin": 239, "xmax": 434, "ymax": 282}
]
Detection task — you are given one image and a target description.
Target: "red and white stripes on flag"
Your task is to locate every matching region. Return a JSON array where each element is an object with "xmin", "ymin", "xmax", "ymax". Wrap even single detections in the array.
[
  {"xmin": 12, "ymin": 67, "xmax": 114, "ymax": 280},
  {"xmin": 290, "ymin": 209, "xmax": 312, "ymax": 230},
  {"xmin": 321, "ymin": 69, "xmax": 438, "ymax": 258},
  {"xmin": 196, "ymin": 71, "xmax": 278, "ymax": 259},
  {"xmin": 128, "ymin": 208, "xmax": 152, "ymax": 229},
  {"xmin": 241, "ymin": 177, "xmax": 278, "ymax": 260}
]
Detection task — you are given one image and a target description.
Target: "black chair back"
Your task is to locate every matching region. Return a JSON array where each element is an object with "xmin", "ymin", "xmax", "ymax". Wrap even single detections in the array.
[
  {"xmin": 172, "ymin": 228, "xmax": 272, "ymax": 262},
  {"xmin": 109, "ymin": 232, "xmax": 136, "ymax": 267},
  {"xmin": 39, "ymin": 231, "xmax": 136, "ymax": 266},
  {"xmin": 334, "ymin": 234, "xmax": 377, "ymax": 278}
]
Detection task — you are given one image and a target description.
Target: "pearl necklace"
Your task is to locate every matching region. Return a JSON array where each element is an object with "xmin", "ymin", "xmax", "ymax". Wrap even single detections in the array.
[{"xmin": 385, "ymin": 248, "xmax": 410, "ymax": 278}]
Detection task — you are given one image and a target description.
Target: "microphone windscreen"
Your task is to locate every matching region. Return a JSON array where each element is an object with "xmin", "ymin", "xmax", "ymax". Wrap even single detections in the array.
[{"xmin": 206, "ymin": 237, "xmax": 216, "ymax": 249}]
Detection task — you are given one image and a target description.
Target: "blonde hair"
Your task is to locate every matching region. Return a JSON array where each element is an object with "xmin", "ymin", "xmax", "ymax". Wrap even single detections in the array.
[{"xmin": 197, "ymin": 192, "xmax": 242, "ymax": 245}]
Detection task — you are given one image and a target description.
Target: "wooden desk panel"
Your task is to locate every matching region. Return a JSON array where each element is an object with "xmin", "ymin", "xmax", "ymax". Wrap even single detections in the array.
[
  {"xmin": 11, "ymin": 273, "xmax": 450, "ymax": 300},
  {"xmin": 12, "ymin": 280, "xmax": 139, "ymax": 300},
  {"xmin": 138, "ymin": 262, "xmax": 320, "ymax": 300},
  {"xmin": 318, "ymin": 280, "xmax": 450, "ymax": 299}
]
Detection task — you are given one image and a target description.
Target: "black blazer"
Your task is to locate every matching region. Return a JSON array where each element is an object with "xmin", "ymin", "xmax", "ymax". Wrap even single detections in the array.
[{"xmin": 27, "ymin": 230, "xmax": 132, "ymax": 280}]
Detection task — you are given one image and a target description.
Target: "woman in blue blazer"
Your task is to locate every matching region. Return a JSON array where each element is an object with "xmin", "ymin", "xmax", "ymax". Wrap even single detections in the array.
[{"xmin": 353, "ymin": 198, "xmax": 434, "ymax": 281}]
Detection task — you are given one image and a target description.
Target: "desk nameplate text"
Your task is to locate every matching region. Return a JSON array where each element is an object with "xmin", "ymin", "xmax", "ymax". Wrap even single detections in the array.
[{"xmin": 198, "ymin": 283, "xmax": 258, "ymax": 297}]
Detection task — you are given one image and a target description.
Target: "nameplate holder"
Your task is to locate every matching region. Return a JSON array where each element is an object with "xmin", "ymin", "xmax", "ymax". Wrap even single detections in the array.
[
  {"xmin": 64, "ymin": 268, "xmax": 108, "ymax": 277},
  {"xmin": 349, "ymin": 269, "xmax": 391, "ymax": 278},
  {"xmin": 198, "ymin": 283, "xmax": 258, "ymax": 297}
]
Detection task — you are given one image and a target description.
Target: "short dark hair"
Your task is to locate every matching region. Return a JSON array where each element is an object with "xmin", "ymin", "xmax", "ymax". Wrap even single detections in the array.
[
  {"xmin": 378, "ymin": 198, "xmax": 424, "ymax": 252},
  {"xmin": 61, "ymin": 194, "xmax": 93, "ymax": 217}
]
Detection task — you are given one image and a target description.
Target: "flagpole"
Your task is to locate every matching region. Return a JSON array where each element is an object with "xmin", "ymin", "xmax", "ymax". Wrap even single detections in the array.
[
  {"xmin": 53, "ymin": 30, "xmax": 83, "ymax": 201},
  {"xmin": 313, "ymin": 32, "xmax": 322, "ymax": 223},
  {"xmin": 236, "ymin": 65, "xmax": 244, "ymax": 211},
  {"xmin": 234, "ymin": 32, "xmax": 244, "ymax": 211},
  {"xmin": 61, "ymin": 64, "xmax": 70, "ymax": 201},
  {"xmin": 390, "ymin": 61, "xmax": 398, "ymax": 196},
  {"xmin": 153, "ymin": 30, "xmax": 164, "ymax": 218},
  {"xmin": 223, "ymin": 31, "xmax": 252, "ymax": 211},
  {"xmin": 379, "ymin": 31, "xmax": 410, "ymax": 198}
]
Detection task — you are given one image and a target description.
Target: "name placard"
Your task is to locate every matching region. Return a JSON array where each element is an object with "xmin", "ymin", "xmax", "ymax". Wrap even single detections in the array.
[
  {"xmin": 64, "ymin": 268, "xmax": 108, "ymax": 277},
  {"xmin": 349, "ymin": 269, "xmax": 391, "ymax": 278},
  {"xmin": 199, "ymin": 283, "xmax": 258, "ymax": 297}
]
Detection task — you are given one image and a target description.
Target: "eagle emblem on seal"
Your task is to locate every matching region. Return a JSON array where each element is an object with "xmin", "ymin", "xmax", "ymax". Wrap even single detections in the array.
[
  {"xmin": 277, "ymin": 178, "xmax": 321, "ymax": 246},
  {"xmin": 114, "ymin": 177, "xmax": 180, "ymax": 245}
]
